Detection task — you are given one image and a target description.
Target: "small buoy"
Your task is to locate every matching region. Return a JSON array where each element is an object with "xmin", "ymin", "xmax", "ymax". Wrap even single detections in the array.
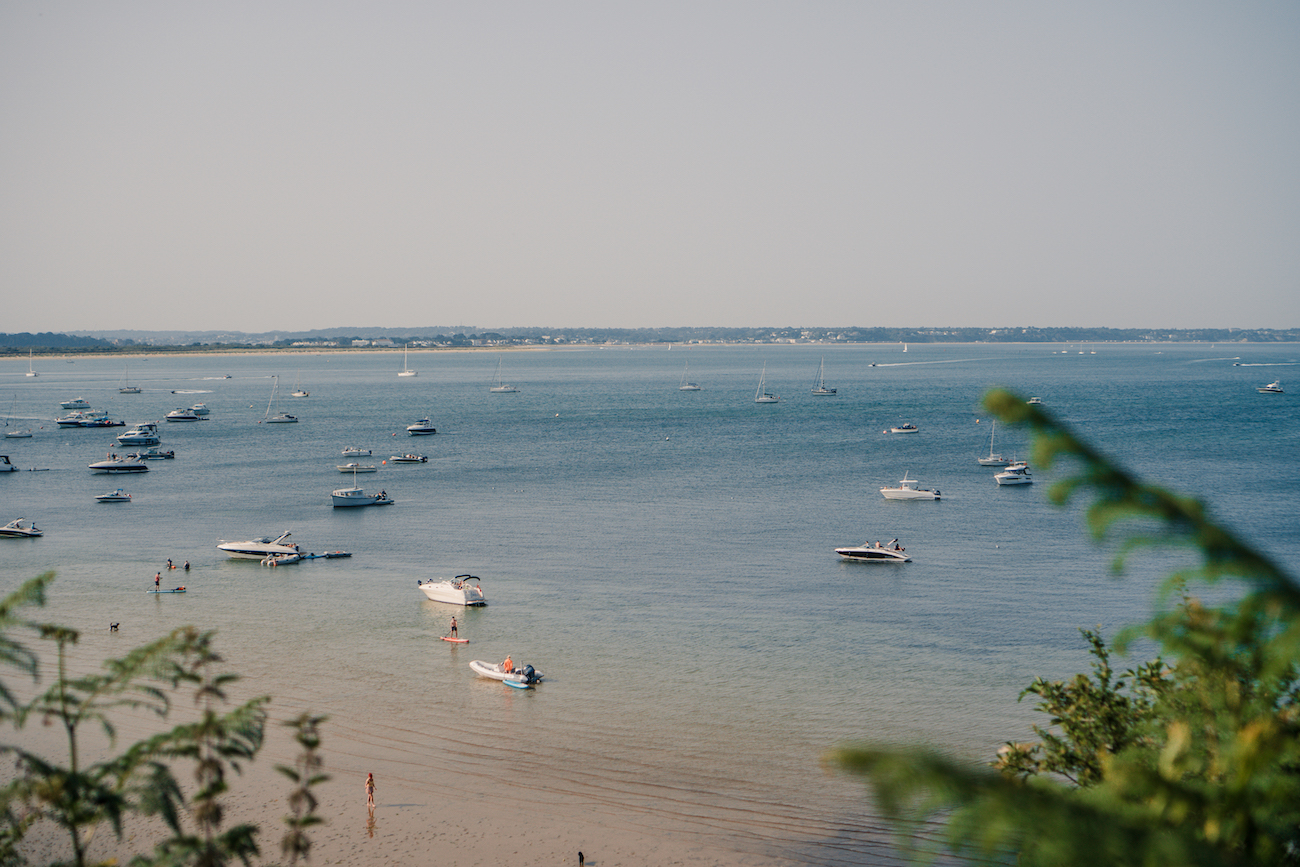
[{"xmin": 382, "ymin": 460, "xmax": 387, "ymax": 464}]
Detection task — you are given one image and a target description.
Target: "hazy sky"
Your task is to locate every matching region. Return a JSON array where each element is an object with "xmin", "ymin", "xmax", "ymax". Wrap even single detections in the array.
[{"xmin": 3, "ymin": 2, "xmax": 1297, "ymax": 332}]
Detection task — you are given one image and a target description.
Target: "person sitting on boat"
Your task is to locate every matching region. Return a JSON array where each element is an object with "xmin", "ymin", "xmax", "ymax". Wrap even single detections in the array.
[
  {"xmin": 378, "ymin": 490, "xmax": 387, "ymax": 500},
  {"xmin": 503, "ymin": 655, "xmax": 513, "ymax": 674}
]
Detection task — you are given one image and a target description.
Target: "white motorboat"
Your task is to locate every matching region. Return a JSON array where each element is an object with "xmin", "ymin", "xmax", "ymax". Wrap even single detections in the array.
[
  {"xmin": 341, "ymin": 447, "xmax": 372, "ymax": 456},
  {"xmin": 835, "ymin": 539, "xmax": 911, "ymax": 562},
  {"xmin": 390, "ymin": 453, "xmax": 428, "ymax": 463},
  {"xmin": 398, "ymin": 343, "xmax": 418, "ymax": 377},
  {"xmin": 407, "ymin": 418, "xmax": 437, "ymax": 435},
  {"xmin": 117, "ymin": 423, "xmax": 162, "ymax": 445},
  {"xmin": 678, "ymin": 361, "xmax": 701, "ymax": 391},
  {"xmin": 95, "ymin": 488, "xmax": 132, "ymax": 502},
  {"xmin": 888, "ymin": 423, "xmax": 919, "ymax": 434},
  {"xmin": 166, "ymin": 408, "xmax": 201, "ymax": 421},
  {"xmin": 880, "ymin": 473, "xmax": 940, "ymax": 500},
  {"xmin": 126, "ymin": 447, "xmax": 175, "ymax": 460},
  {"xmin": 60, "ymin": 398, "xmax": 92, "ymax": 410},
  {"xmin": 57, "ymin": 411, "xmax": 102, "ymax": 427},
  {"xmin": 263, "ymin": 376, "xmax": 298, "ymax": 423},
  {"xmin": 1027, "ymin": 397, "xmax": 1043, "ymax": 405},
  {"xmin": 78, "ymin": 416, "xmax": 123, "ymax": 428},
  {"xmin": 754, "ymin": 364, "xmax": 779, "ymax": 403},
  {"xmin": 995, "ymin": 462, "xmax": 1033, "ymax": 486},
  {"xmin": 189, "ymin": 403, "xmax": 210, "ymax": 415},
  {"xmin": 0, "ymin": 518, "xmax": 41, "ymax": 538},
  {"xmin": 217, "ymin": 531, "xmax": 302, "ymax": 560},
  {"xmin": 469, "ymin": 659, "xmax": 542, "ymax": 686},
  {"xmin": 1258, "ymin": 380, "xmax": 1284, "ymax": 394},
  {"xmin": 489, "ymin": 357, "xmax": 518, "ymax": 393},
  {"xmin": 977, "ymin": 421, "xmax": 1011, "ymax": 466},
  {"xmin": 3, "ymin": 429, "xmax": 31, "ymax": 439},
  {"xmin": 331, "ymin": 484, "xmax": 394, "ymax": 507},
  {"xmin": 337, "ymin": 463, "xmax": 377, "ymax": 473},
  {"xmin": 89, "ymin": 456, "xmax": 149, "ymax": 473},
  {"xmin": 811, "ymin": 358, "xmax": 836, "ymax": 395},
  {"xmin": 0, "ymin": 455, "xmax": 17, "ymax": 473},
  {"xmin": 417, "ymin": 574, "xmax": 487, "ymax": 606}
]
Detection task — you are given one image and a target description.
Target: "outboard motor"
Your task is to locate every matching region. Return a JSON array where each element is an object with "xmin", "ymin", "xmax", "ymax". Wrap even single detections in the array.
[{"xmin": 522, "ymin": 665, "xmax": 536, "ymax": 684}]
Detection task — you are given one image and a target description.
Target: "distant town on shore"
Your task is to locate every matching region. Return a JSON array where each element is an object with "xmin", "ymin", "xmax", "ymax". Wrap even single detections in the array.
[{"xmin": 1, "ymin": 325, "xmax": 1297, "ymax": 355}]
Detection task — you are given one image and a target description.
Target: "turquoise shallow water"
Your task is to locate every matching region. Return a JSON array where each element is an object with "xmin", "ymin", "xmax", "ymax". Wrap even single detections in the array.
[{"xmin": 2, "ymin": 343, "xmax": 1298, "ymax": 864}]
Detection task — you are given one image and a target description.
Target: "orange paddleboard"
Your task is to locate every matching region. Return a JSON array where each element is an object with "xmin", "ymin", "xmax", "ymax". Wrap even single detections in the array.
[{"xmin": 440, "ymin": 636, "xmax": 468, "ymax": 644}]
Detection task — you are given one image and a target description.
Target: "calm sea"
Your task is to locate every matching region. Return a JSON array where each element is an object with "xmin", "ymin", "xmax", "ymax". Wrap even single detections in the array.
[{"xmin": 2, "ymin": 343, "xmax": 1297, "ymax": 865}]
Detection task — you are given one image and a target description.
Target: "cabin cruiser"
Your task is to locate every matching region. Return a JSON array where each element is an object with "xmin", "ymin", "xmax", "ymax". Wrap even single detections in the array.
[
  {"xmin": 390, "ymin": 454, "xmax": 427, "ymax": 463},
  {"xmin": 0, "ymin": 518, "xmax": 41, "ymax": 538},
  {"xmin": 57, "ymin": 410, "xmax": 107, "ymax": 427},
  {"xmin": 59, "ymin": 398, "xmax": 92, "ymax": 410},
  {"xmin": 332, "ymin": 484, "xmax": 394, "ymax": 507},
  {"xmin": 417, "ymin": 574, "xmax": 487, "ymax": 606},
  {"xmin": 995, "ymin": 462, "xmax": 1033, "ymax": 485},
  {"xmin": 95, "ymin": 489, "xmax": 132, "ymax": 502},
  {"xmin": 835, "ymin": 539, "xmax": 911, "ymax": 562},
  {"xmin": 165, "ymin": 408, "xmax": 201, "ymax": 421},
  {"xmin": 126, "ymin": 447, "xmax": 175, "ymax": 460},
  {"xmin": 1027, "ymin": 397, "xmax": 1043, "ymax": 405},
  {"xmin": 341, "ymin": 447, "xmax": 372, "ymax": 456},
  {"xmin": 89, "ymin": 456, "xmax": 149, "ymax": 473},
  {"xmin": 337, "ymin": 463, "xmax": 377, "ymax": 473},
  {"xmin": 117, "ymin": 423, "xmax": 162, "ymax": 445},
  {"xmin": 79, "ymin": 417, "xmax": 124, "ymax": 428},
  {"xmin": 406, "ymin": 418, "xmax": 437, "ymax": 435},
  {"xmin": 887, "ymin": 423, "xmax": 919, "ymax": 434},
  {"xmin": 0, "ymin": 455, "xmax": 17, "ymax": 473},
  {"xmin": 1258, "ymin": 380, "xmax": 1284, "ymax": 394},
  {"xmin": 880, "ymin": 473, "xmax": 940, "ymax": 500},
  {"xmin": 217, "ymin": 531, "xmax": 302, "ymax": 560},
  {"xmin": 189, "ymin": 403, "xmax": 210, "ymax": 415}
]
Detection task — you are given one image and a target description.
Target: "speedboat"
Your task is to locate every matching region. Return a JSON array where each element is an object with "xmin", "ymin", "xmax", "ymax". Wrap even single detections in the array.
[
  {"xmin": 127, "ymin": 447, "xmax": 175, "ymax": 460},
  {"xmin": 117, "ymin": 423, "xmax": 161, "ymax": 445},
  {"xmin": 1258, "ymin": 380, "xmax": 1284, "ymax": 394},
  {"xmin": 887, "ymin": 423, "xmax": 919, "ymax": 434},
  {"xmin": 341, "ymin": 447, "xmax": 372, "ymax": 456},
  {"xmin": 417, "ymin": 574, "xmax": 487, "ymax": 606},
  {"xmin": 217, "ymin": 531, "xmax": 301, "ymax": 560},
  {"xmin": 79, "ymin": 417, "xmax": 124, "ymax": 428},
  {"xmin": 390, "ymin": 454, "xmax": 428, "ymax": 463},
  {"xmin": 337, "ymin": 463, "xmax": 377, "ymax": 473},
  {"xmin": 835, "ymin": 540, "xmax": 911, "ymax": 562},
  {"xmin": 880, "ymin": 473, "xmax": 940, "ymax": 500},
  {"xmin": 95, "ymin": 489, "xmax": 132, "ymax": 502},
  {"xmin": 0, "ymin": 455, "xmax": 17, "ymax": 473},
  {"xmin": 331, "ymin": 485, "xmax": 394, "ymax": 508},
  {"xmin": 56, "ymin": 411, "xmax": 95, "ymax": 427},
  {"xmin": 0, "ymin": 518, "xmax": 41, "ymax": 538},
  {"xmin": 165, "ymin": 408, "xmax": 201, "ymax": 421},
  {"xmin": 189, "ymin": 403, "xmax": 210, "ymax": 415},
  {"xmin": 89, "ymin": 456, "xmax": 149, "ymax": 473},
  {"xmin": 59, "ymin": 398, "xmax": 92, "ymax": 410},
  {"xmin": 1027, "ymin": 397, "xmax": 1043, "ymax": 405},
  {"xmin": 406, "ymin": 418, "xmax": 437, "ymax": 435},
  {"xmin": 469, "ymin": 659, "xmax": 543, "ymax": 687},
  {"xmin": 995, "ymin": 462, "xmax": 1033, "ymax": 485}
]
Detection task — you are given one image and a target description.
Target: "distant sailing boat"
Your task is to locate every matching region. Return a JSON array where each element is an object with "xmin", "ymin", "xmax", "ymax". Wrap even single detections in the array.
[
  {"xmin": 263, "ymin": 376, "xmax": 298, "ymax": 423},
  {"xmin": 119, "ymin": 362, "xmax": 141, "ymax": 394},
  {"xmin": 678, "ymin": 361, "xmax": 701, "ymax": 391},
  {"xmin": 398, "ymin": 344, "xmax": 418, "ymax": 377},
  {"xmin": 489, "ymin": 357, "xmax": 518, "ymax": 393},
  {"xmin": 291, "ymin": 371, "xmax": 309, "ymax": 397},
  {"xmin": 754, "ymin": 364, "xmax": 779, "ymax": 404},
  {"xmin": 976, "ymin": 420, "xmax": 1011, "ymax": 466},
  {"xmin": 25, "ymin": 350, "xmax": 37, "ymax": 378},
  {"xmin": 811, "ymin": 357, "xmax": 836, "ymax": 395},
  {"xmin": 4, "ymin": 394, "xmax": 32, "ymax": 439}
]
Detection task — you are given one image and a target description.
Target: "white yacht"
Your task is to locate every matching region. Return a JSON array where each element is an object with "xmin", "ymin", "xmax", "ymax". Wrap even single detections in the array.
[
  {"xmin": 679, "ymin": 361, "xmax": 701, "ymax": 391},
  {"xmin": 754, "ymin": 364, "xmax": 779, "ymax": 403},
  {"xmin": 995, "ymin": 462, "xmax": 1033, "ymax": 486},
  {"xmin": 977, "ymin": 421, "xmax": 1011, "ymax": 466},
  {"xmin": 0, "ymin": 455, "xmax": 17, "ymax": 473},
  {"xmin": 341, "ymin": 447, "xmax": 372, "ymax": 456},
  {"xmin": 95, "ymin": 489, "xmax": 132, "ymax": 502},
  {"xmin": 417, "ymin": 574, "xmax": 487, "ymax": 606},
  {"xmin": 398, "ymin": 344, "xmax": 418, "ymax": 377},
  {"xmin": 25, "ymin": 350, "xmax": 37, "ymax": 378},
  {"xmin": 1258, "ymin": 380, "xmax": 1284, "ymax": 394},
  {"xmin": 390, "ymin": 453, "xmax": 428, "ymax": 463},
  {"xmin": 217, "ymin": 531, "xmax": 302, "ymax": 560},
  {"xmin": 331, "ymin": 484, "xmax": 394, "ymax": 508},
  {"xmin": 337, "ymin": 462, "xmax": 377, "ymax": 473},
  {"xmin": 127, "ymin": 447, "xmax": 175, "ymax": 460},
  {"xmin": 811, "ymin": 358, "xmax": 836, "ymax": 395},
  {"xmin": 880, "ymin": 473, "xmax": 940, "ymax": 500},
  {"xmin": 0, "ymin": 518, "xmax": 41, "ymax": 538},
  {"xmin": 835, "ymin": 540, "xmax": 911, "ymax": 562},
  {"xmin": 407, "ymin": 418, "xmax": 437, "ymax": 435},
  {"xmin": 60, "ymin": 398, "xmax": 92, "ymax": 410},
  {"xmin": 263, "ymin": 376, "xmax": 298, "ymax": 423},
  {"xmin": 88, "ymin": 456, "xmax": 149, "ymax": 473},
  {"xmin": 117, "ymin": 423, "xmax": 162, "ymax": 445},
  {"xmin": 489, "ymin": 357, "xmax": 518, "ymax": 393},
  {"xmin": 165, "ymin": 408, "xmax": 201, "ymax": 422},
  {"xmin": 189, "ymin": 403, "xmax": 210, "ymax": 415},
  {"xmin": 888, "ymin": 423, "xmax": 919, "ymax": 434}
]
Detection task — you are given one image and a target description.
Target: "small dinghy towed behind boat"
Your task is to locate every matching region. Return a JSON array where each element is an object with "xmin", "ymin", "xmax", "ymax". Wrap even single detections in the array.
[
  {"xmin": 417, "ymin": 574, "xmax": 487, "ymax": 606},
  {"xmin": 834, "ymin": 539, "xmax": 910, "ymax": 562},
  {"xmin": 469, "ymin": 659, "xmax": 543, "ymax": 688}
]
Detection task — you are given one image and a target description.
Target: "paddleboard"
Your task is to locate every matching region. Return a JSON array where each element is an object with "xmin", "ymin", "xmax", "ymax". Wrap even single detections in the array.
[
  {"xmin": 147, "ymin": 588, "xmax": 187, "ymax": 594},
  {"xmin": 440, "ymin": 636, "xmax": 469, "ymax": 644},
  {"xmin": 503, "ymin": 678, "xmax": 532, "ymax": 689}
]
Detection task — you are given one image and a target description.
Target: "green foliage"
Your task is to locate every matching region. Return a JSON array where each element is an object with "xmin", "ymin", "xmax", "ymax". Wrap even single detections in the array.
[
  {"xmin": 833, "ymin": 389, "xmax": 1300, "ymax": 866},
  {"xmin": 275, "ymin": 714, "xmax": 329, "ymax": 867},
  {"xmin": 0, "ymin": 575, "xmax": 324, "ymax": 867}
]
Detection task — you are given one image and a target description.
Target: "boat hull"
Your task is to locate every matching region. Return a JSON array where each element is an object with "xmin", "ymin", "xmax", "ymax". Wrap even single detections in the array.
[
  {"xmin": 835, "ymin": 546, "xmax": 910, "ymax": 562},
  {"xmin": 331, "ymin": 488, "xmax": 394, "ymax": 507},
  {"xmin": 418, "ymin": 577, "xmax": 487, "ymax": 606}
]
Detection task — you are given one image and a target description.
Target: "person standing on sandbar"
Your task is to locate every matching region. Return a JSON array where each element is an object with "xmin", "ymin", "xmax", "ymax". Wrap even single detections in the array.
[{"xmin": 365, "ymin": 772, "xmax": 375, "ymax": 808}]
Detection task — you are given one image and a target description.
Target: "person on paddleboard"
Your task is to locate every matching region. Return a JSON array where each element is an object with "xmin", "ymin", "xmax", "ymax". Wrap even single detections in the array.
[
  {"xmin": 155, "ymin": 572, "xmax": 161, "ymax": 589},
  {"xmin": 450, "ymin": 616, "xmax": 457, "ymax": 638}
]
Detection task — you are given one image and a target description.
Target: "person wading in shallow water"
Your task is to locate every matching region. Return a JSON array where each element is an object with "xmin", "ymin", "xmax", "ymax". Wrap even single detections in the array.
[{"xmin": 365, "ymin": 772, "xmax": 375, "ymax": 808}]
